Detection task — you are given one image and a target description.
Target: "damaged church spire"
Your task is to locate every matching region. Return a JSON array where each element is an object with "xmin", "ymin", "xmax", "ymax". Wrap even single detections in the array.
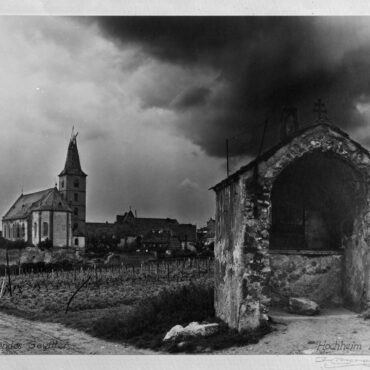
[{"xmin": 59, "ymin": 128, "xmax": 87, "ymax": 177}]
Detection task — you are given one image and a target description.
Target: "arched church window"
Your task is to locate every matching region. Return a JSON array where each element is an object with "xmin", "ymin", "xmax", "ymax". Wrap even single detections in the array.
[
  {"xmin": 73, "ymin": 179, "xmax": 79, "ymax": 188},
  {"xmin": 74, "ymin": 193, "xmax": 78, "ymax": 202},
  {"xmin": 34, "ymin": 223, "xmax": 37, "ymax": 238},
  {"xmin": 4, "ymin": 225, "xmax": 7, "ymax": 239},
  {"xmin": 21, "ymin": 224, "xmax": 25, "ymax": 238},
  {"xmin": 74, "ymin": 208, "xmax": 78, "ymax": 216},
  {"xmin": 61, "ymin": 180, "xmax": 64, "ymax": 188},
  {"xmin": 43, "ymin": 222, "xmax": 48, "ymax": 237},
  {"xmin": 73, "ymin": 223, "xmax": 78, "ymax": 231},
  {"xmin": 74, "ymin": 238, "xmax": 79, "ymax": 246}
]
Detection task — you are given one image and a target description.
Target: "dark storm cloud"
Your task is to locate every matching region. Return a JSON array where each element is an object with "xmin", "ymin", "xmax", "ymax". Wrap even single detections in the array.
[
  {"xmin": 93, "ymin": 17, "xmax": 370, "ymax": 158},
  {"xmin": 171, "ymin": 86, "xmax": 211, "ymax": 110},
  {"xmin": 94, "ymin": 17, "xmax": 243, "ymax": 65}
]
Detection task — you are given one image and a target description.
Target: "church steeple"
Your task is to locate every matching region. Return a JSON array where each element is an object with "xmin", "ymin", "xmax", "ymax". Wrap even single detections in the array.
[
  {"xmin": 58, "ymin": 129, "xmax": 87, "ymax": 248},
  {"xmin": 59, "ymin": 130, "xmax": 87, "ymax": 177}
]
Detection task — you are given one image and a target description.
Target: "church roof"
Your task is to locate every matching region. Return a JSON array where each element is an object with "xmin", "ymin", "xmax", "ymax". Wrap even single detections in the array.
[
  {"xmin": 59, "ymin": 134, "xmax": 87, "ymax": 177},
  {"xmin": 116, "ymin": 213, "xmax": 179, "ymax": 233},
  {"xmin": 3, "ymin": 187, "xmax": 72, "ymax": 221},
  {"xmin": 115, "ymin": 211, "xmax": 196, "ymax": 241}
]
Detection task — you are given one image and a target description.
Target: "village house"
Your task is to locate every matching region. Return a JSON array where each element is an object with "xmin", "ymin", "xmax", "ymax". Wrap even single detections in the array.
[
  {"xmin": 2, "ymin": 131, "xmax": 87, "ymax": 248},
  {"xmin": 212, "ymin": 104, "xmax": 370, "ymax": 331},
  {"xmin": 197, "ymin": 218, "xmax": 216, "ymax": 246}
]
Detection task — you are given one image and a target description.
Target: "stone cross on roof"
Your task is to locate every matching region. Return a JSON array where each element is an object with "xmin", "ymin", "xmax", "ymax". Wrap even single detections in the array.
[{"xmin": 71, "ymin": 126, "xmax": 78, "ymax": 143}]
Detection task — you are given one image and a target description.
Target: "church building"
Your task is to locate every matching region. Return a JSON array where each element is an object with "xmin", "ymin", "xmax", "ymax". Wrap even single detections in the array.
[{"xmin": 2, "ymin": 131, "xmax": 87, "ymax": 248}]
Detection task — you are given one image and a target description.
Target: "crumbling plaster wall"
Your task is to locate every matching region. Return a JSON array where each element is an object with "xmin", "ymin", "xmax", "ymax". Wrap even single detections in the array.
[
  {"xmin": 215, "ymin": 124, "xmax": 370, "ymax": 330},
  {"xmin": 215, "ymin": 168, "xmax": 271, "ymax": 331},
  {"xmin": 269, "ymin": 253, "xmax": 343, "ymax": 307},
  {"xmin": 343, "ymin": 214, "xmax": 370, "ymax": 311}
]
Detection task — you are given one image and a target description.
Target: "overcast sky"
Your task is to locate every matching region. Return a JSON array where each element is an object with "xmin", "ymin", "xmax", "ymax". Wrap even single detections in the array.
[{"xmin": 2, "ymin": 17, "xmax": 370, "ymax": 226}]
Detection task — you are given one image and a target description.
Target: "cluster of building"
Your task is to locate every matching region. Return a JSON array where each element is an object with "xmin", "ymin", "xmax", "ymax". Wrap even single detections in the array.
[
  {"xmin": 1, "ymin": 131, "xmax": 214, "ymax": 253},
  {"xmin": 87, "ymin": 210, "xmax": 197, "ymax": 252},
  {"xmin": 196, "ymin": 218, "xmax": 215, "ymax": 247}
]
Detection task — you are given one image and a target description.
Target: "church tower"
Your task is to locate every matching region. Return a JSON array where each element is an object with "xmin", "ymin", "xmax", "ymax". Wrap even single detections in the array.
[{"xmin": 58, "ymin": 130, "xmax": 87, "ymax": 248}]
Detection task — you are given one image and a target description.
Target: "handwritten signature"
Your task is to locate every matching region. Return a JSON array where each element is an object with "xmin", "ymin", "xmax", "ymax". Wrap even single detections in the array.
[{"xmin": 316, "ymin": 356, "xmax": 370, "ymax": 368}]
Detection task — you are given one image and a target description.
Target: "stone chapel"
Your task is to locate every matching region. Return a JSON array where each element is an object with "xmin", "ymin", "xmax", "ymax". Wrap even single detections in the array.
[{"xmin": 212, "ymin": 111, "xmax": 370, "ymax": 331}]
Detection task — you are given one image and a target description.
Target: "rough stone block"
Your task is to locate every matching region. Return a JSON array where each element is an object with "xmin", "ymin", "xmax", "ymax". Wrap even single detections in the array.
[
  {"xmin": 163, "ymin": 322, "xmax": 220, "ymax": 341},
  {"xmin": 288, "ymin": 297, "xmax": 320, "ymax": 316},
  {"xmin": 163, "ymin": 325, "xmax": 184, "ymax": 341}
]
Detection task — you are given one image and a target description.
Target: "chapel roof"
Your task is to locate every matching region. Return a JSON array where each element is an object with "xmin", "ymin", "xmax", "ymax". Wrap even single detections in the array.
[
  {"xmin": 211, "ymin": 122, "xmax": 370, "ymax": 191},
  {"xmin": 59, "ymin": 133, "xmax": 87, "ymax": 177},
  {"xmin": 3, "ymin": 187, "xmax": 72, "ymax": 221}
]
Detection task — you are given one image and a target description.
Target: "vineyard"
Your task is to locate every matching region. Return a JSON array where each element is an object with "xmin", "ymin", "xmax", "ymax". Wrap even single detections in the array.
[{"xmin": 0, "ymin": 258, "xmax": 214, "ymax": 315}]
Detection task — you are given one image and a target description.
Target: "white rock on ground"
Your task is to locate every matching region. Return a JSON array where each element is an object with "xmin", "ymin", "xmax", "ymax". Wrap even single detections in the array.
[
  {"xmin": 163, "ymin": 322, "xmax": 220, "ymax": 341},
  {"xmin": 163, "ymin": 325, "xmax": 185, "ymax": 341},
  {"xmin": 288, "ymin": 297, "xmax": 320, "ymax": 316},
  {"xmin": 184, "ymin": 322, "xmax": 219, "ymax": 337}
]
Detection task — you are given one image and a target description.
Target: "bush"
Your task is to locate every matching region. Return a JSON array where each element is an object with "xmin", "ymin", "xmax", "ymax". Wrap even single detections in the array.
[
  {"xmin": 37, "ymin": 238, "xmax": 53, "ymax": 250},
  {"xmin": 10, "ymin": 239, "xmax": 29, "ymax": 250},
  {"xmin": 92, "ymin": 281, "xmax": 271, "ymax": 352},
  {"xmin": 93, "ymin": 281, "xmax": 214, "ymax": 340},
  {"xmin": 168, "ymin": 249, "xmax": 197, "ymax": 259},
  {"xmin": 86, "ymin": 235, "xmax": 120, "ymax": 253},
  {"xmin": 52, "ymin": 259, "xmax": 76, "ymax": 271},
  {"xmin": 0, "ymin": 237, "xmax": 29, "ymax": 250}
]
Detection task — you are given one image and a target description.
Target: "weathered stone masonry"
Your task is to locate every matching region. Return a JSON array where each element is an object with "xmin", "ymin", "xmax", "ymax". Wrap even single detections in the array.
[{"xmin": 213, "ymin": 123, "xmax": 370, "ymax": 331}]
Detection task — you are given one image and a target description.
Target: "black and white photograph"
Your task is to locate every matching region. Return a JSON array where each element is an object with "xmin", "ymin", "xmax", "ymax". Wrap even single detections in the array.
[{"xmin": 3, "ymin": 7, "xmax": 370, "ymax": 367}]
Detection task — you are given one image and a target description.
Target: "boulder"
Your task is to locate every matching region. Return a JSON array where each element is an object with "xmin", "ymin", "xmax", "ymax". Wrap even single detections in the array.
[
  {"xmin": 184, "ymin": 322, "xmax": 219, "ymax": 337},
  {"xmin": 288, "ymin": 297, "xmax": 320, "ymax": 316},
  {"xmin": 163, "ymin": 322, "xmax": 220, "ymax": 341},
  {"xmin": 163, "ymin": 325, "xmax": 185, "ymax": 341}
]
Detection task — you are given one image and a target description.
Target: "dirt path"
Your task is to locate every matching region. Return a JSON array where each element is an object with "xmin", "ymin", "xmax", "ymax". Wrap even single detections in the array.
[
  {"xmin": 0, "ymin": 311, "xmax": 153, "ymax": 354},
  {"xmin": 220, "ymin": 308, "xmax": 370, "ymax": 355},
  {"xmin": 1, "ymin": 307, "xmax": 370, "ymax": 355}
]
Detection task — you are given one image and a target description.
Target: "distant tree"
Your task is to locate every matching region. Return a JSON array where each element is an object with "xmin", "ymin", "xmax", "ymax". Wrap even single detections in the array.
[{"xmin": 37, "ymin": 238, "xmax": 53, "ymax": 250}]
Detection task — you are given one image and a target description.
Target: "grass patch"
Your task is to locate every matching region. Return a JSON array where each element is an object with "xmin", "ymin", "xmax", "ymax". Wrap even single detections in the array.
[
  {"xmin": 93, "ymin": 281, "xmax": 214, "ymax": 340},
  {"xmin": 92, "ymin": 281, "xmax": 271, "ymax": 353}
]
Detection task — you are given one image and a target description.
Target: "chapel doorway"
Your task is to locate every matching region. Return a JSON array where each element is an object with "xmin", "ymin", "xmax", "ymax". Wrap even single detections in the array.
[{"xmin": 269, "ymin": 150, "xmax": 367, "ymax": 311}]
